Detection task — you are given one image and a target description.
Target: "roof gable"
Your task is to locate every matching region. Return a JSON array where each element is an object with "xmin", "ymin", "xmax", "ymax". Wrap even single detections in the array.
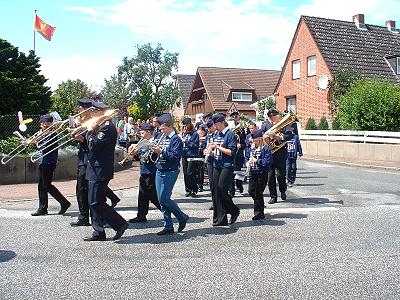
[{"xmin": 176, "ymin": 74, "xmax": 195, "ymax": 109}]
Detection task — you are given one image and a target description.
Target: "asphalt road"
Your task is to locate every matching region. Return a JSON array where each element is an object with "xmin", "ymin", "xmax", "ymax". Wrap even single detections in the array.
[{"xmin": 1, "ymin": 160, "xmax": 400, "ymax": 299}]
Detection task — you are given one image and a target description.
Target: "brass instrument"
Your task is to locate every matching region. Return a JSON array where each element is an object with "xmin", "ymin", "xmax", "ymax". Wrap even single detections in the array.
[
  {"xmin": 1, "ymin": 107, "xmax": 95, "ymax": 165},
  {"xmin": 264, "ymin": 111, "xmax": 297, "ymax": 154},
  {"xmin": 30, "ymin": 109, "xmax": 119, "ymax": 163},
  {"xmin": 118, "ymin": 137, "xmax": 154, "ymax": 165}
]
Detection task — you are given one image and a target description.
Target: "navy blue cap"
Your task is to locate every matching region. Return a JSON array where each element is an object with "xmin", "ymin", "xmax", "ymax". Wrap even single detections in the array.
[
  {"xmin": 91, "ymin": 101, "xmax": 109, "ymax": 109},
  {"xmin": 230, "ymin": 111, "xmax": 239, "ymax": 116},
  {"xmin": 155, "ymin": 113, "xmax": 162, "ymax": 117},
  {"xmin": 181, "ymin": 118, "xmax": 191, "ymax": 125},
  {"xmin": 140, "ymin": 123, "xmax": 155, "ymax": 131},
  {"xmin": 77, "ymin": 99, "xmax": 93, "ymax": 108},
  {"xmin": 267, "ymin": 109, "xmax": 279, "ymax": 117},
  {"xmin": 250, "ymin": 129, "xmax": 263, "ymax": 139},
  {"xmin": 206, "ymin": 119, "xmax": 214, "ymax": 128},
  {"xmin": 202, "ymin": 112, "xmax": 212, "ymax": 119},
  {"xmin": 211, "ymin": 113, "xmax": 226, "ymax": 123},
  {"xmin": 40, "ymin": 115, "xmax": 53, "ymax": 123},
  {"xmin": 156, "ymin": 113, "xmax": 173, "ymax": 125}
]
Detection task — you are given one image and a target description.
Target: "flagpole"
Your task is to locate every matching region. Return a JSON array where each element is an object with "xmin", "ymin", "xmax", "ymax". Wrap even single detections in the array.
[{"xmin": 33, "ymin": 10, "xmax": 37, "ymax": 54}]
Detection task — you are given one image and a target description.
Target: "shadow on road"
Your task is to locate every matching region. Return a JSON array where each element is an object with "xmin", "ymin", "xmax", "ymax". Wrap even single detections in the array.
[
  {"xmin": 297, "ymin": 176, "xmax": 328, "ymax": 179},
  {"xmin": 294, "ymin": 183, "xmax": 325, "ymax": 187},
  {"xmin": 0, "ymin": 250, "xmax": 16, "ymax": 263},
  {"xmin": 126, "ymin": 216, "xmax": 208, "ymax": 230}
]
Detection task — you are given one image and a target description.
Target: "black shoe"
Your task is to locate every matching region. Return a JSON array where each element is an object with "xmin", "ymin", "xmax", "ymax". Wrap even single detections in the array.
[
  {"xmin": 157, "ymin": 228, "xmax": 174, "ymax": 235},
  {"xmin": 252, "ymin": 214, "xmax": 266, "ymax": 220},
  {"xmin": 83, "ymin": 234, "xmax": 106, "ymax": 241},
  {"xmin": 31, "ymin": 210, "xmax": 47, "ymax": 216},
  {"xmin": 128, "ymin": 216, "xmax": 147, "ymax": 223},
  {"xmin": 281, "ymin": 192, "xmax": 287, "ymax": 200},
  {"xmin": 112, "ymin": 223, "xmax": 129, "ymax": 241},
  {"xmin": 111, "ymin": 199, "xmax": 120, "ymax": 208},
  {"xmin": 209, "ymin": 205, "xmax": 214, "ymax": 210},
  {"xmin": 268, "ymin": 198, "xmax": 277, "ymax": 204},
  {"xmin": 229, "ymin": 211, "xmax": 240, "ymax": 224},
  {"xmin": 212, "ymin": 222, "xmax": 228, "ymax": 227},
  {"xmin": 70, "ymin": 220, "xmax": 91, "ymax": 227},
  {"xmin": 178, "ymin": 216, "xmax": 189, "ymax": 232},
  {"xmin": 239, "ymin": 187, "xmax": 244, "ymax": 194},
  {"xmin": 58, "ymin": 202, "xmax": 71, "ymax": 215},
  {"xmin": 190, "ymin": 192, "xmax": 197, "ymax": 197}
]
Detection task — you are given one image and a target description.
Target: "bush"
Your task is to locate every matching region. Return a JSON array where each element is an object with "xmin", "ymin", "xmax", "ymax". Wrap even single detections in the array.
[
  {"xmin": 0, "ymin": 137, "xmax": 37, "ymax": 156},
  {"xmin": 338, "ymin": 79, "xmax": 400, "ymax": 131},
  {"xmin": 318, "ymin": 116, "xmax": 329, "ymax": 130},
  {"xmin": 305, "ymin": 117, "xmax": 317, "ymax": 130},
  {"xmin": 331, "ymin": 117, "xmax": 342, "ymax": 130}
]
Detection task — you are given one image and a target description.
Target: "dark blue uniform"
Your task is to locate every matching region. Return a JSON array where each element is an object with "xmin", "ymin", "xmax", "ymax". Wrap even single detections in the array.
[
  {"xmin": 231, "ymin": 127, "xmax": 246, "ymax": 195},
  {"xmin": 246, "ymin": 145, "xmax": 272, "ymax": 218},
  {"xmin": 182, "ymin": 131, "xmax": 200, "ymax": 195},
  {"xmin": 131, "ymin": 143, "xmax": 161, "ymax": 222},
  {"xmin": 286, "ymin": 134, "xmax": 303, "ymax": 184},
  {"xmin": 212, "ymin": 127, "xmax": 240, "ymax": 226},
  {"xmin": 85, "ymin": 121, "xmax": 127, "ymax": 238},
  {"xmin": 35, "ymin": 132, "xmax": 70, "ymax": 214}
]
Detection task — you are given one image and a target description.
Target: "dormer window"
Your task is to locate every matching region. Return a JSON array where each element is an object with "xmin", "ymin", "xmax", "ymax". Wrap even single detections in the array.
[{"xmin": 232, "ymin": 92, "xmax": 252, "ymax": 102}]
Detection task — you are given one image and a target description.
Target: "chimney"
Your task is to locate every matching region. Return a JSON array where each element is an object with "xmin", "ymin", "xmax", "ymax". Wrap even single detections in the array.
[
  {"xmin": 353, "ymin": 14, "xmax": 367, "ymax": 30},
  {"xmin": 353, "ymin": 14, "xmax": 365, "ymax": 25},
  {"xmin": 386, "ymin": 20, "xmax": 397, "ymax": 32}
]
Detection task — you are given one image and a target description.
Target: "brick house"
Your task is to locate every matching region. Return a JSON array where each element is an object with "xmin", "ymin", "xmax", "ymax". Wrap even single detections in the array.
[
  {"xmin": 185, "ymin": 67, "xmax": 280, "ymax": 119},
  {"xmin": 171, "ymin": 74, "xmax": 195, "ymax": 119},
  {"xmin": 274, "ymin": 14, "xmax": 400, "ymax": 125}
]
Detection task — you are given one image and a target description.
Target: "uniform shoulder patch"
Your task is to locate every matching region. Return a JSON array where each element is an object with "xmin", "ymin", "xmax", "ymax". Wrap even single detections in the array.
[{"xmin": 97, "ymin": 132, "xmax": 105, "ymax": 140}]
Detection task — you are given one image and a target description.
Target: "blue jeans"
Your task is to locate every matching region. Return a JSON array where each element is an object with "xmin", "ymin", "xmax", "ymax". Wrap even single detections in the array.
[
  {"xmin": 286, "ymin": 157, "xmax": 297, "ymax": 183},
  {"xmin": 155, "ymin": 169, "xmax": 188, "ymax": 229}
]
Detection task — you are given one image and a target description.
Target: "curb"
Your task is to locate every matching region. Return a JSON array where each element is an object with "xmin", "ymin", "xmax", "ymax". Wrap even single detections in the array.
[{"xmin": 302, "ymin": 157, "xmax": 400, "ymax": 172}]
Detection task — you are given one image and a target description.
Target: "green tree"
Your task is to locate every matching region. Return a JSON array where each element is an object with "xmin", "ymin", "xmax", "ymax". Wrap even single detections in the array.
[
  {"xmin": 0, "ymin": 38, "xmax": 52, "ymax": 115},
  {"xmin": 328, "ymin": 69, "xmax": 361, "ymax": 117},
  {"xmin": 338, "ymin": 79, "xmax": 400, "ymax": 131},
  {"xmin": 102, "ymin": 43, "xmax": 179, "ymax": 119},
  {"xmin": 51, "ymin": 79, "xmax": 92, "ymax": 117},
  {"xmin": 318, "ymin": 116, "xmax": 329, "ymax": 130},
  {"xmin": 305, "ymin": 117, "xmax": 317, "ymax": 130}
]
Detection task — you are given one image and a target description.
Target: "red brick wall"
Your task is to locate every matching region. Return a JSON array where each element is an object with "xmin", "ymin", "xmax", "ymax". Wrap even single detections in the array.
[{"xmin": 275, "ymin": 19, "xmax": 332, "ymax": 127}]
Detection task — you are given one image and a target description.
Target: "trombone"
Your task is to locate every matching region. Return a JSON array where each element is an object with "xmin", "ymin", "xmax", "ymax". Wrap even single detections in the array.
[
  {"xmin": 1, "ymin": 107, "xmax": 95, "ymax": 165},
  {"xmin": 30, "ymin": 109, "xmax": 119, "ymax": 163}
]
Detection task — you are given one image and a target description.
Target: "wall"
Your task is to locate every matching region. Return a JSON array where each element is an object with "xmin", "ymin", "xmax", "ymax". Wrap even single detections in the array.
[
  {"xmin": 302, "ymin": 141, "xmax": 400, "ymax": 162},
  {"xmin": 0, "ymin": 149, "xmax": 126, "ymax": 185},
  {"xmin": 274, "ymin": 18, "xmax": 332, "ymax": 125}
]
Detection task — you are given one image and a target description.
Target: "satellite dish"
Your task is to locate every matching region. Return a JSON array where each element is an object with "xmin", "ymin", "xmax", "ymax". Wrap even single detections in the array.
[{"xmin": 318, "ymin": 75, "xmax": 329, "ymax": 90}]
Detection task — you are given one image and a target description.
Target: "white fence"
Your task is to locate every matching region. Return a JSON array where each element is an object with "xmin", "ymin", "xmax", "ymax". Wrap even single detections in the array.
[{"xmin": 300, "ymin": 130, "xmax": 400, "ymax": 144}]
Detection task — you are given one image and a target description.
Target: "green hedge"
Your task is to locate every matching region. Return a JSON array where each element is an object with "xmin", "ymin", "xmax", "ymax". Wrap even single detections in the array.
[{"xmin": 0, "ymin": 137, "xmax": 37, "ymax": 156}]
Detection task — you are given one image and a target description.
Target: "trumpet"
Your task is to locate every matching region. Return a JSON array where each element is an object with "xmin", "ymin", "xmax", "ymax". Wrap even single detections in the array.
[
  {"xmin": 118, "ymin": 137, "xmax": 154, "ymax": 166},
  {"xmin": 30, "ymin": 109, "xmax": 119, "ymax": 163},
  {"xmin": 1, "ymin": 107, "xmax": 95, "ymax": 165}
]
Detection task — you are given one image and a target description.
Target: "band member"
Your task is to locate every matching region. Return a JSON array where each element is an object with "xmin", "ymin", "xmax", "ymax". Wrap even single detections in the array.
[
  {"xmin": 83, "ymin": 101, "xmax": 128, "ymax": 241},
  {"xmin": 196, "ymin": 125, "xmax": 207, "ymax": 192},
  {"xmin": 246, "ymin": 129, "xmax": 272, "ymax": 220},
  {"xmin": 70, "ymin": 99, "xmax": 121, "ymax": 227},
  {"xmin": 263, "ymin": 109, "xmax": 294, "ymax": 204},
  {"xmin": 195, "ymin": 112, "xmax": 212, "ymax": 130},
  {"xmin": 152, "ymin": 114, "xmax": 162, "ymax": 139},
  {"xmin": 204, "ymin": 119, "xmax": 216, "ymax": 210},
  {"xmin": 209, "ymin": 113, "xmax": 240, "ymax": 226},
  {"xmin": 230, "ymin": 111, "xmax": 246, "ymax": 196},
  {"xmin": 151, "ymin": 113, "xmax": 189, "ymax": 235},
  {"xmin": 286, "ymin": 123, "xmax": 303, "ymax": 186},
  {"xmin": 128, "ymin": 123, "xmax": 161, "ymax": 223},
  {"xmin": 244, "ymin": 122, "xmax": 258, "ymax": 163},
  {"xmin": 181, "ymin": 118, "xmax": 200, "ymax": 197},
  {"xmin": 31, "ymin": 115, "xmax": 71, "ymax": 216}
]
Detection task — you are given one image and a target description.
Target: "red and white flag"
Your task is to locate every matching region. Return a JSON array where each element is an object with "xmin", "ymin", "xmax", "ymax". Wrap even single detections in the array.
[{"xmin": 34, "ymin": 15, "xmax": 55, "ymax": 41}]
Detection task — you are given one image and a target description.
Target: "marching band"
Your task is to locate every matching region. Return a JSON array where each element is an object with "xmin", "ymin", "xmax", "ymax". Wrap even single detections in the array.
[{"xmin": 4, "ymin": 101, "xmax": 298, "ymax": 241}]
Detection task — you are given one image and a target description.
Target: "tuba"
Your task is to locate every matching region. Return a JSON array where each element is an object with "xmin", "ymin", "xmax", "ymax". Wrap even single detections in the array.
[{"xmin": 264, "ymin": 111, "xmax": 297, "ymax": 154}]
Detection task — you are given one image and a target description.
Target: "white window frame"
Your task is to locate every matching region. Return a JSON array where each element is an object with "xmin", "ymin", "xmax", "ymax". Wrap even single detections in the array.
[
  {"xmin": 292, "ymin": 60, "xmax": 300, "ymax": 79},
  {"xmin": 307, "ymin": 55, "xmax": 316, "ymax": 76},
  {"xmin": 397, "ymin": 57, "xmax": 400, "ymax": 75},
  {"xmin": 232, "ymin": 92, "xmax": 253, "ymax": 102},
  {"xmin": 287, "ymin": 97, "xmax": 296, "ymax": 113}
]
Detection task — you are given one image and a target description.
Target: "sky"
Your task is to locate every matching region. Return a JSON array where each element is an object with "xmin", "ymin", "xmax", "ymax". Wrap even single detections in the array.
[{"xmin": 1, "ymin": 0, "xmax": 400, "ymax": 92}]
